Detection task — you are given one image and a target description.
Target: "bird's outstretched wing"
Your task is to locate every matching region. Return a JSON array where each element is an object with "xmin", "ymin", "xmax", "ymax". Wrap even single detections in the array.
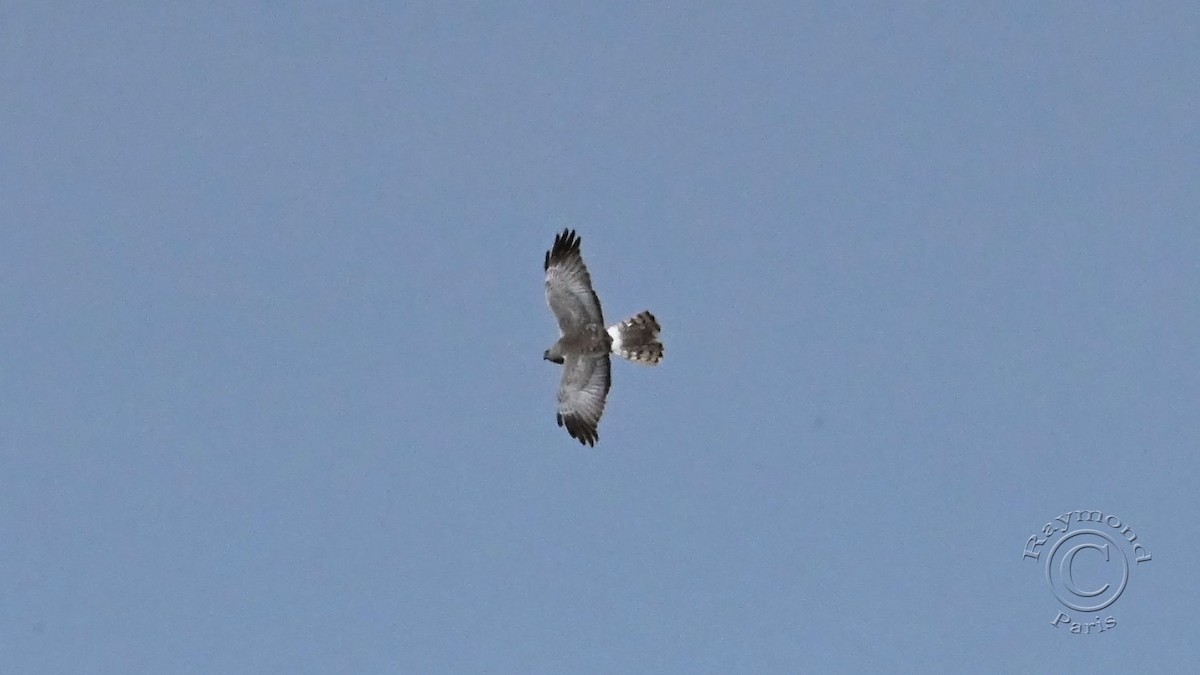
[
  {"xmin": 556, "ymin": 353, "xmax": 611, "ymax": 446},
  {"xmin": 545, "ymin": 229, "xmax": 604, "ymax": 332}
]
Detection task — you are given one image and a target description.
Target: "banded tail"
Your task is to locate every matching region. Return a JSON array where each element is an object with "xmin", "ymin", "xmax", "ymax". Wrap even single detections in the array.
[{"xmin": 607, "ymin": 311, "xmax": 664, "ymax": 365}]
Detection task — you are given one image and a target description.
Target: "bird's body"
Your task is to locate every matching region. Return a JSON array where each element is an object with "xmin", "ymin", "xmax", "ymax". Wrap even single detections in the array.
[
  {"xmin": 547, "ymin": 330, "xmax": 610, "ymax": 360},
  {"xmin": 542, "ymin": 229, "xmax": 663, "ymax": 446}
]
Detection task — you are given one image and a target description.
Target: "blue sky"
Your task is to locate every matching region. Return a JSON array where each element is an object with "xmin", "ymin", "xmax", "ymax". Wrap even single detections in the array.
[{"xmin": 3, "ymin": 3, "xmax": 1197, "ymax": 672}]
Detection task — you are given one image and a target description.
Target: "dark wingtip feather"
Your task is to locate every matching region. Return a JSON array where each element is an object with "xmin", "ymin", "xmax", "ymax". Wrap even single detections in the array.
[
  {"xmin": 557, "ymin": 412, "xmax": 597, "ymax": 446},
  {"xmin": 544, "ymin": 228, "xmax": 582, "ymax": 271}
]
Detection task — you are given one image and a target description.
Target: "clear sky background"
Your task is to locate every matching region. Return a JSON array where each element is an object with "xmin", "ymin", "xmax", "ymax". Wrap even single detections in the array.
[{"xmin": 3, "ymin": 3, "xmax": 1198, "ymax": 673}]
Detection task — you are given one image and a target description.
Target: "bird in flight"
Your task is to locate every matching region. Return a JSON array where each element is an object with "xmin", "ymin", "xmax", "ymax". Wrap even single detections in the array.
[{"xmin": 543, "ymin": 229, "xmax": 664, "ymax": 446}]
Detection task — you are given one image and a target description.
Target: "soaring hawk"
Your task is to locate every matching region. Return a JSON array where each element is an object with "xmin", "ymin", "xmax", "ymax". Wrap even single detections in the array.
[{"xmin": 543, "ymin": 229, "xmax": 664, "ymax": 446}]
